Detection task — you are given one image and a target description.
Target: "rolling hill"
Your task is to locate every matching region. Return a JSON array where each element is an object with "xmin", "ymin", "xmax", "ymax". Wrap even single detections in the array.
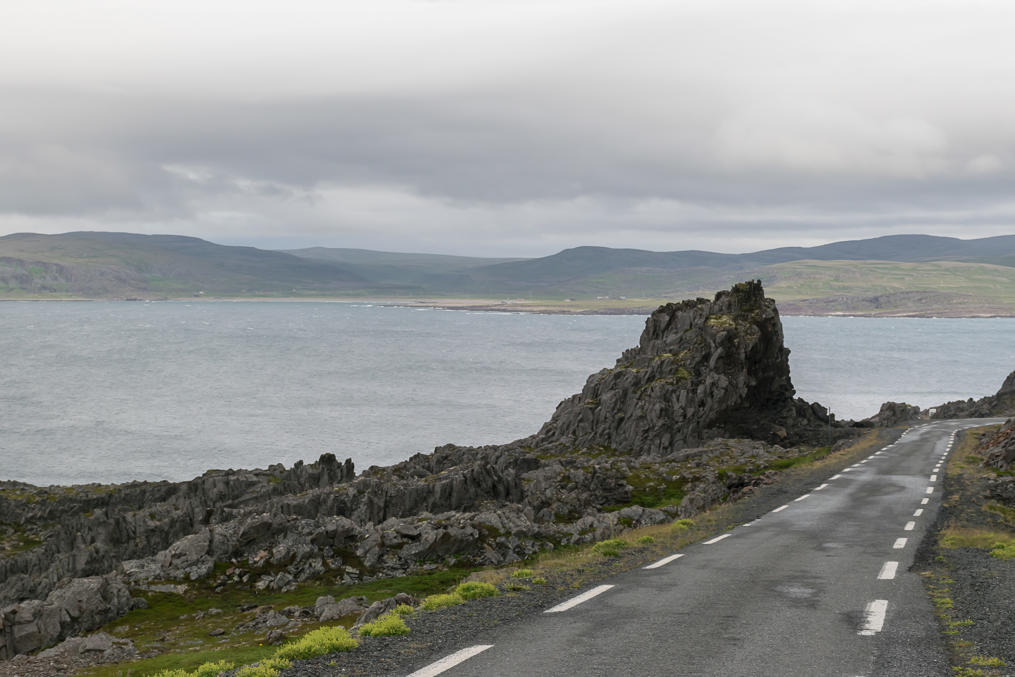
[{"xmin": 3, "ymin": 231, "xmax": 1015, "ymax": 316}]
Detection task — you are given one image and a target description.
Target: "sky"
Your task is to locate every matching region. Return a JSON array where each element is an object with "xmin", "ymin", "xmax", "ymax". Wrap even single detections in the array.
[{"xmin": 1, "ymin": 0, "xmax": 1014, "ymax": 257}]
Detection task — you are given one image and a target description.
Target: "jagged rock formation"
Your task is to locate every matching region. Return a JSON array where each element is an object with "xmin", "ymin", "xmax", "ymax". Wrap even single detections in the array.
[
  {"xmin": 0, "ymin": 281, "xmax": 853, "ymax": 660},
  {"xmin": 931, "ymin": 370, "xmax": 1015, "ymax": 419},
  {"xmin": 534, "ymin": 281, "xmax": 840, "ymax": 452},
  {"xmin": 0, "ymin": 576, "xmax": 135, "ymax": 660},
  {"xmin": 977, "ymin": 418, "xmax": 1015, "ymax": 471},
  {"xmin": 864, "ymin": 402, "xmax": 923, "ymax": 427}
]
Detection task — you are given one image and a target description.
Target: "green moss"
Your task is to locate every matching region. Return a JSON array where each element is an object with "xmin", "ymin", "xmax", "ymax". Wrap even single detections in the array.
[
  {"xmin": 274, "ymin": 626, "xmax": 358, "ymax": 660},
  {"xmin": 455, "ymin": 581, "xmax": 499, "ymax": 600},
  {"xmin": 591, "ymin": 538, "xmax": 627, "ymax": 557},
  {"xmin": 358, "ymin": 612, "xmax": 410, "ymax": 637},
  {"xmin": 421, "ymin": 593, "xmax": 465, "ymax": 611},
  {"xmin": 235, "ymin": 657, "xmax": 292, "ymax": 677},
  {"xmin": 624, "ymin": 469, "xmax": 686, "ymax": 509},
  {"xmin": 706, "ymin": 314, "xmax": 736, "ymax": 329}
]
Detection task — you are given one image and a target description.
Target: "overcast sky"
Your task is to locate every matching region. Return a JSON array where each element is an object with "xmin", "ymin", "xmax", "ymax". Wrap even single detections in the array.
[{"xmin": 2, "ymin": 0, "xmax": 1014, "ymax": 256}]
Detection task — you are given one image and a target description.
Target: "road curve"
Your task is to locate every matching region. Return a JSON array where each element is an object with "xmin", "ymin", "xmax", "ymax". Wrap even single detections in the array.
[{"xmin": 400, "ymin": 419, "xmax": 1005, "ymax": 677}]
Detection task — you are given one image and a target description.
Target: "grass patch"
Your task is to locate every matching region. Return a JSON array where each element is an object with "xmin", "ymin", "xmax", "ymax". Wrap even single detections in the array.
[
  {"xmin": 421, "ymin": 593, "xmax": 465, "ymax": 611},
  {"xmin": 591, "ymin": 538, "xmax": 627, "ymax": 557},
  {"xmin": 274, "ymin": 626, "xmax": 358, "ymax": 660},
  {"xmin": 940, "ymin": 527, "xmax": 1015, "ymax": 551},
  {"xmin": 235, "ymin": 657, "xmax": 292, "ymax": 677},
  {"xmin": 455, "ymin": 581, "xmax": 499, "ymax": 600},
  {"xmin": 357, "ymin": 612, "xmax": 410, "ymax": 637},
  {"xmin": 511, "ymin": 568, "xmax": 534, "ymax": 579}
]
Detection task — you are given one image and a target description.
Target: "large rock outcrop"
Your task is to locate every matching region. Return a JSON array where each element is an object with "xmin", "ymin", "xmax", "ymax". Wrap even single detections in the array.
[
  {"xmin": 977, "ymin": 418, "xmax": 1015, "ymax": 471},
  {"xmin": 931, "ymin": 370, "xmax": 1015, "ymax": 419},
  {"xmin": 534, "ymin": 281, "xmax": 838, "ymax": 453},
  {"xmin": 0, "ymin": 281, "xmax": 855, "ymax": 660}
]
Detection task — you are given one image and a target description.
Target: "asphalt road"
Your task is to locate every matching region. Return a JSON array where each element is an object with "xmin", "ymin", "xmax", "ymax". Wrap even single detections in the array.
[{"xmin": 400, "ymin": 419, "xmax": 1006, "ymax": 677}]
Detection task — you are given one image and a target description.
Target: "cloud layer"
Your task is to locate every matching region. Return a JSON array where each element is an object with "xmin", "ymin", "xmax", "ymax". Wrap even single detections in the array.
[{"xmin": 2, "ymin": 0, "xmax": 1014, "ymax": 255}]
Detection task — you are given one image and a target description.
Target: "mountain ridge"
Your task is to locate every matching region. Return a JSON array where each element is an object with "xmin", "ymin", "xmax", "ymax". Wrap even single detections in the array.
[{"xmin": 3, "ymin": 231, "xmax": 1015, "ymax": 316}]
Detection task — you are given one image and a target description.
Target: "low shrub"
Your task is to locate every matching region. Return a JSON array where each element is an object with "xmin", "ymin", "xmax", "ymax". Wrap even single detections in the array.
[
  {"xmin": 511, "ymin": 568, "xmax": 534, "ymax": 579},
  {"xmin": 235, "ymin": 657, "xmax": 292, "ymax": 677},
  {"xmin": 358, "ymin": 612, "xmax": 410, "ymax": 637},
  {"xmin": 393, "ymin": 603, "xmax": 415, "ymax": 616},
  {"xmin": 455, "ymin": 581, "xmax": 499, "ymax": 600},
  {"xmin": 154, "ymin": 661, "xmax": 236, "ymax": 677},
  {"xmin": 421, "ymin": 592, "xmax": 465, "ymax": 611},
  {"xmin": 531, "ymin": 576, "xmax": 547, "ymax": 585},
  {"xmin": 990, "ymin": 540, "xmax": 1015, "ymax": 559},
  {"xmin": 274, "ymin": 626, "xmax": 358, "ymax": 661},
  {"xmin": 636, "ymin": 535, "xmax": 655, "ymax": 545},
  {"xmin": 672, "ymin": 519, "xmax": 694, "ymax": 531},
  {"xmin": 591, "ymin": 538, "xmax": 627, "ymax": 557}
]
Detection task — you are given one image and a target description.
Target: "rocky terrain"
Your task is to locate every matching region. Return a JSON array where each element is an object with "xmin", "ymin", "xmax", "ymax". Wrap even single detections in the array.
[
  {"xmin": 0, "ymin": 281, "xmax": 869, "ymax": 664},
  {"xmin": 917, "ymin": 420, "xmax": 1015, "ymax": 676},
  {"xmin": 931, "ymin": 370, "xmax": 1015, "ymax": 419}
]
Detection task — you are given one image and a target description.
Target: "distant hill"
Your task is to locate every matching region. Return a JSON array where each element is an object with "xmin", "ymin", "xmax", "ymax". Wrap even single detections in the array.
[
  {"xmin": 3, "ymin": 231, "xmax": 1015, "ymax": 316},
  {"xmin": 0, "ymin": 232, "xmax": 365, "ymax": 298}
]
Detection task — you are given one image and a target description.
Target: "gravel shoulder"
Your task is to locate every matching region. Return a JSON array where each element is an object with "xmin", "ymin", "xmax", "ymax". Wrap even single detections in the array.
[{"xmin": 915, "ymin": 424, "xmax": 1015, "ymax": 677}]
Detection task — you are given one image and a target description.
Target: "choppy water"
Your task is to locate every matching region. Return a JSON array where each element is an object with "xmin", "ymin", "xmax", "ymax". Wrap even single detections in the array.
[{"xmin": 1, "ymin": 302, "xmax": 1012, "ymax": 486}]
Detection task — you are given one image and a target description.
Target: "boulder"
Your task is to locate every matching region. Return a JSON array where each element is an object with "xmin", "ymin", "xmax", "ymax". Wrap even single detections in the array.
[{"xmin": 533, "ymin": 281, "xmax": 839, "ymax": 455}]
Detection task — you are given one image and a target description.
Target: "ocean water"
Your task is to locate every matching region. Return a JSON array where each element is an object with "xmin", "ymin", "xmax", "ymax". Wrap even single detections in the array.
[{"xmin": 1, "ymin": 302, "xmax": 1012, "ymax": 486}]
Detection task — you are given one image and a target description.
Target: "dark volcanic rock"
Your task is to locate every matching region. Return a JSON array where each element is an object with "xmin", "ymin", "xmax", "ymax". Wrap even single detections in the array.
[
  {"xmin": 0, "ymin": 281, "xmax": 855, "ymax": 661},
  {"xmin": 534, "ymin": 281, "xmax": 839, "ymax": 453},
  {"xmin": 931, "ymin": 370, "xmax": 1015, "ymax": 419},
  {"xmin": 864, "ymin": 401, "xmax": 923, "ymax": 427},
  {"xmin": 977, "ymin": 418, "xmax": 1015, "ymax": 471}
]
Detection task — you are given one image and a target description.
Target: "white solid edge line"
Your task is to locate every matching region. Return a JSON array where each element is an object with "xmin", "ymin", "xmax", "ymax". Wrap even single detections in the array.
[
  {"xmin": 704, "ymin": 534, "xmax": 732, "ymax": 545},
  {"xmin": 921, "ymin": 498, "xmax": 930, "ymax": 505},
  {"xmin": 772, "ymin": 504, "xmax": 789, "ymax": 513},
  {"xmin": 893, "ymin": 537, "xmax": 908, "ymax": 549},
  {"xmin": 859, "ymin": 599, "xmax": 889, "ymax": 636},
  {"xmin": 904, "ymin": 521, "xmax": 916, "ymax": 531},
  {"xmin": 544, "ymin": 584, "xmax": 614, "ymax": 613},
  {"xmin": 878, "ymin": 561, "xmax": 899, "ymax": 580},
  {"xmin": 644, "ymin": 553, "xmax": 684, "ymax": 570},
  {"xmin": 815, "ymin": 484, "xmax": 829, "ymax": 491},
  {"xmin": 407, "ymin": 645, "xmax": 495, "ymax": 677}
]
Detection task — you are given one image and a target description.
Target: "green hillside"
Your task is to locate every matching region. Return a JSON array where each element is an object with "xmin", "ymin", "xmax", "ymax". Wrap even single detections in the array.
[{"xmin": 2, "ymin": 231, "xmax": 1015, "ymax": 316}]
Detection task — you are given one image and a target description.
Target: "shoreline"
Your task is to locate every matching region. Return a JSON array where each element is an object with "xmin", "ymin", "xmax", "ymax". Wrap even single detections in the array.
[{"xmin": 2, "ymin": 295, "xmax": 1015, "ymax": 318}]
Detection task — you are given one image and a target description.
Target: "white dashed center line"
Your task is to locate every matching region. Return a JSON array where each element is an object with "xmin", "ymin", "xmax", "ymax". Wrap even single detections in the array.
[
  {"xmin": 914, "ymin": 509, "xmax": 924, "ymax": 517},
  {"xmin": 859, "ymin": 600, "xmax": 889, "ymax": 636},
  {"xmin": 704, "ymin": 534, "xmax": 731, "ymax": 545},
  {"xmin": 814, "ymin": 483, "xmax": 829, "ymax": 491},
  {"xmin": 794, "ymin": 494, "xmax": 811, "ymax": 502},
  {"xmin": 926, "ymin": 487, "xmax": 934, "ymax": 494},
  {"xmin": 921, "ymin": 498, "xmax": 930, "ymax": 505},
  {"xmin": 904, "ymin": 521, "xmax": 916, "ymax": 531},
  {"xmin": 545, "ymin": 585, "xmax": 614, "ymax": 613},
  {"xmin": 644, "ymin": 554, "xmax": 684, "ymax": 570},
  {"xmin": 893, "ymin": 538, "xmax": 908, "ymax": 549},
  {"xmin": 772, "ymin": 504, "xmax": 789, "ymax": 513},
  {"xmin": 930, "ymin": 474, "xmax": 937, "ymax": 482},
  {"xmin": 829, "ymin": 475, "xmax": 842, "ymax": 480},
  {"xmin": 408, "ymin": 645, "xmax": 495, "ymax": 677},
  {"xmin": 878, "ymin": 561, "xmax": 899, "ymax": 580}
]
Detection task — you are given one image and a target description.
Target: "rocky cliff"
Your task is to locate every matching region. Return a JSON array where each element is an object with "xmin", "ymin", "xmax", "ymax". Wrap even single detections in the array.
[
  {"xmin": 931, "ymin": 370, "xmax": 1015, "ymax": 419},
  {"xmin": 1, "ymin": 281, "xmax": 855, "ymax": 660},
  {"xmin": 534, "ymin": 281, "xmax": 838, "ymax": 452}
]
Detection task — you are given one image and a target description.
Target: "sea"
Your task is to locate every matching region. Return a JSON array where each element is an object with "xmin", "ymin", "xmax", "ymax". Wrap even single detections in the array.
[{"xmin": 2, "ymin": 301, "xmax": 1013, "ymax": 487}]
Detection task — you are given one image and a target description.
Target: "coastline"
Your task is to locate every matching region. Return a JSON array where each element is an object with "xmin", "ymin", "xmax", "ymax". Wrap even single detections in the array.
[{"xmin": 2, "ymin": 294, "xmax": 1014, "ymax": 318}]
